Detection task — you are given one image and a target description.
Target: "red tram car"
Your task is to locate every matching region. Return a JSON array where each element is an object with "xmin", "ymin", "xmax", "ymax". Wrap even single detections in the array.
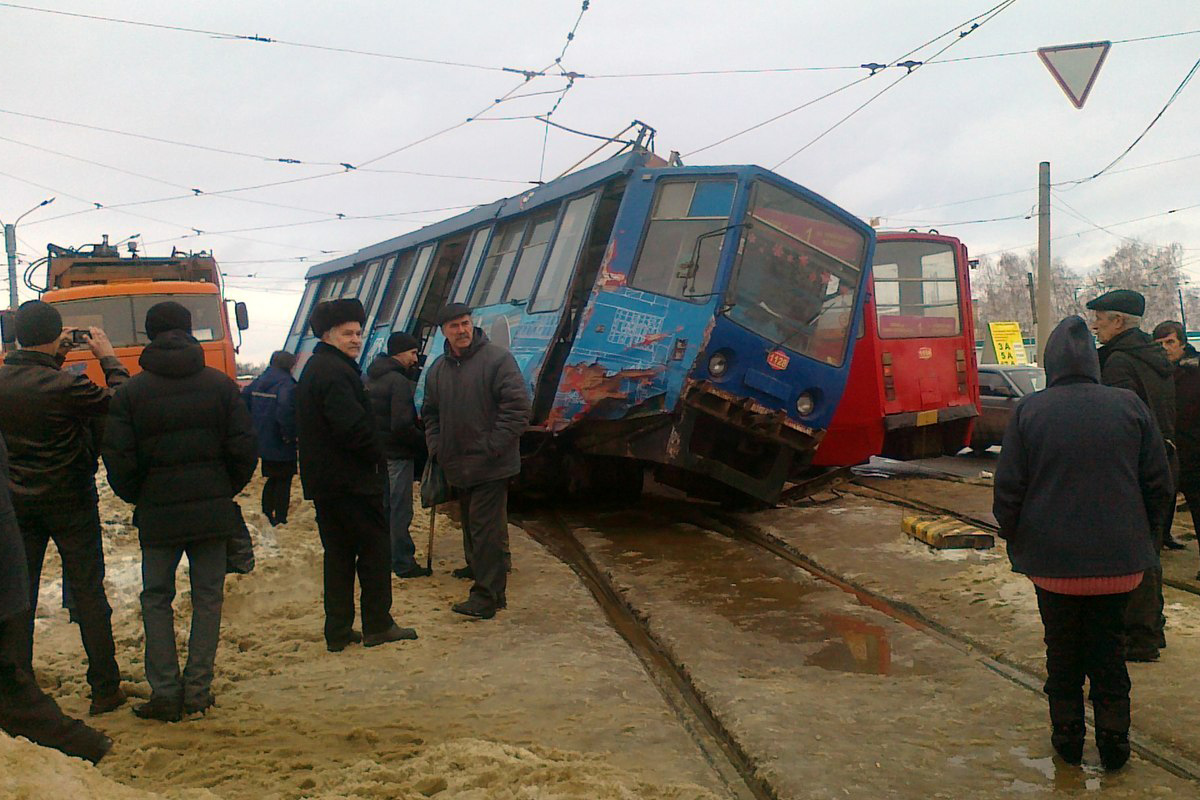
[{"xmin": 813, "ymin": 232, "xmax": 980, "ymax": 466}]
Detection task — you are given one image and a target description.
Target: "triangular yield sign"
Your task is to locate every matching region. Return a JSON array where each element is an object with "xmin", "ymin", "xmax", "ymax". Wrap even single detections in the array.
[{"xmin": 1038, "ymin": 41, "xmax": 1111, "ymax": 109}]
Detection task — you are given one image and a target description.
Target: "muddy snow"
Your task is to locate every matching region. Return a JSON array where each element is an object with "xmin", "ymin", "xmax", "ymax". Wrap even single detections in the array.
[{"xmin": 6, "ymin": 476, "xmax": 723, "ymax": 799}]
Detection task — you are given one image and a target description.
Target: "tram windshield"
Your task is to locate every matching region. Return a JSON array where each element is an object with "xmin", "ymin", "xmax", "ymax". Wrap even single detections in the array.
[
  {"xmin": 725, "ymin": 181, "xmax": 867, "ymax": 365},
  {"xmin": 873, "ymin": 239, "xmax": 961, "ymax": 338}
]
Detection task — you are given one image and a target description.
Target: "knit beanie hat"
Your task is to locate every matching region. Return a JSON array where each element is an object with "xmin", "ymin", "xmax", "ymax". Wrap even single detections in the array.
[
  {"xmin": 386, "ymin": 331, "xmax": 420, "ymax": 355},
  {"xmin": 144, "ymin": 301, "xmax": 193, "ymax": 341},
  {"xmin": 14, "ymin": 300, "xmax": 63, "ymax": 347}
]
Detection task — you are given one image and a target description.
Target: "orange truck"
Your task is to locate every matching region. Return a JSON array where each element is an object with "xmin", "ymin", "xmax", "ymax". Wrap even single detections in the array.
[{"xmin": 3, "ymin": 236, "xmax": 248, "ymax": 383}]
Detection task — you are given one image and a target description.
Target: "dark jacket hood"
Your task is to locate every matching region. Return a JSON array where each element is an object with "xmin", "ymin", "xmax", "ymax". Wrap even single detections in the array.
[
  {"xmin": 366, "ymin": 353, "xmax": 404, "ymax": 380},
  {"xmin": 1044, "ymin": 316, "xmax": 1101, "ymax": 387},
  {"xmin": 139, "ymin": 329, "xmax": 206, "ymax": 378},
  {"xmin": 1103, "ymin": 327, "xmax": 1173, "ymax": 379},
  {"xmin": 443, "ymin": 327, "xmax": 490, "ymax": 363}
]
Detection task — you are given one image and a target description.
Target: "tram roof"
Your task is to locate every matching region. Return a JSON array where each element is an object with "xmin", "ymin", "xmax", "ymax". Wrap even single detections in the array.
[{"xmin": 306, "ymin": 150, "xmax": 655, "ymax": 280}]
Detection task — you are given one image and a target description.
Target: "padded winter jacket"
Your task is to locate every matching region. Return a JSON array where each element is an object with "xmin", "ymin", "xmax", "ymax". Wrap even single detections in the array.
[
  {"xmin": 994, "ymin": 316, "xmax": 1172, "ymax": 578},
  {"xmin": 296, "ymin": 342, "xmax": 385, "ymax": 499},
  {"xmin": 1172, "ymin": 344, "xmax": 1200, "ymax": 486},
  {"xmin": 364, "ymin": 354, "xmax": 426, "ymax": 462},
  {"xmin": 422, "ymin": 329, "xmax": 530, "ymax": 489},
  {"xmin": 1098, "ymin": 327, "xmax": 1176, "ymax": 440},
  {"xmin": 102, "ymin": 330, "xmax": 257, "ymax": 548},
  {"xmin": 0, "ymin": 349, "xmax": 128, "ymax": 508},
  {"xmin": 242, "ymin": 365, "xmax": 298, "ymax": 463}
]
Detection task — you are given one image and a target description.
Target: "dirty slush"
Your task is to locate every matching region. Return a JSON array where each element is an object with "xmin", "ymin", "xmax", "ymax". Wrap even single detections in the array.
[{"xmin": 2, "ymin": 473, "xmax": 721, "ymax": 799}]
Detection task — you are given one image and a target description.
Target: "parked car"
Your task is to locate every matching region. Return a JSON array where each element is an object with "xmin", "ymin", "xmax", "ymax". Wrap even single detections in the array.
[{"xmin": 970, "ymin": 365, "xmax": 1046, "ymax": 452}]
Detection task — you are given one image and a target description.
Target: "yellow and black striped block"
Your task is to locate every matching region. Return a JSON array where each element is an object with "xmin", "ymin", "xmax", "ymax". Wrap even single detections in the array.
[{"xmin": 902, "ymin": 515, "xmax": 994, "ymax": 550}]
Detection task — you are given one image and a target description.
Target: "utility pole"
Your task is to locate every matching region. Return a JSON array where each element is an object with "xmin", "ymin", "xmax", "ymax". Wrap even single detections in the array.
[
  {"xmin": 1036, "ymin": 162, "xmax": 1052, "ymax": 365},
  {"xmin": 1025, "ymin": 271, "xmax": 1037, "ymax": 331},
  {"xmin": 3, "ymin": 197, "xmax": 56, "ymax": 310}
]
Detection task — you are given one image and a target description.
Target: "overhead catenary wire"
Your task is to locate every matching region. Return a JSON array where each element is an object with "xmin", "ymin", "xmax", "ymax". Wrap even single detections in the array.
[
  {"xmin": 771, "ymin": 0, "xmax": 1017, "ymax": 169},
  {"xmin": 1057, "ymin": 53, "xmax": 1200, "ymax": 189},
  {"xmin": 684, "ymin": 0, "xmax": 1017, "ymax": 159}
]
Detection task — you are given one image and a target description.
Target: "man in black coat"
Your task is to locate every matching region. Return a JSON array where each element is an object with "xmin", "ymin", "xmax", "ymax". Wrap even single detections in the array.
[
  {"xmin": 1153, "ymin": 320, "xmax": 1200, "ymax": 569},
  {"xmin": 995, "ymin": 315, "xmax": 1172, "ymax": 770},
  {"xmin": 296, "ymin": 299, "xmax": 417, "ymax": 651},
  {"xmin": 0, "ymin": 436, "xmax": 112, "ymax": 763},
  {"xmin": 365, "ymin": 331, "xmax": 429, "ymax": 579},
  {"xmin": 1088, "ymin": 289, "xmax": 1176, "ymax": 660},
  {"xmin": 102, "ymin": 302, "xmax": 258, "ymax": 722},
  {"xmin": 423, "ymin": 304, "xmax": 531, "ymax": 619},
  {"xmin": 0, "ymin": 300, "xmax": 127, "ymax": 716}
]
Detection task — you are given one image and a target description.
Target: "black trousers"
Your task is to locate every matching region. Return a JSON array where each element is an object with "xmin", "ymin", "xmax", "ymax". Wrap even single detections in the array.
[
  {"xmin": 457, "ymin": 479, "xmax": 511, "ymax": 606},
  {"xmin": 313, "ymin": 494, "xmax": 395, "ymax": 644},
  {"xmin": 0, "ymin": 612, "xmax": 109, "ymax": 764},
  {"xmin": 1036, "ymin": 588, "xmax": 1133, "ymax": 734},
  {"xmin": 1126, "ymin": 450, "xmax": 1175, "ymax": 651},
  {"xmin": 261, "ymin": 460, "xmax": 296, "ymax": 525},
  {"xmin": 17, "ymin": 497, "xmax": 121, "ymax": 697},
  {"xmin": 1182, "ymin": 481, "xmax": 1200, "ymax": 562}
]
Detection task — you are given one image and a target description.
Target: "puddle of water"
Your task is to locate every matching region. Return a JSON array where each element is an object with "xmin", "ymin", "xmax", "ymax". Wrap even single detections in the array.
[{"xmin": 577, "ymin": 515, "xmax": 940, "ymax": 676}]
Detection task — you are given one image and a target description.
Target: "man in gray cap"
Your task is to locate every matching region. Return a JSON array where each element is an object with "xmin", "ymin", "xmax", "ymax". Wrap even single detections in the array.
[
  {"xmin": 423, "ymin": 303, "xmax": 530, "ymax": 619},
  {"xmin": 0, "ymin": 300, "xmax": 127, "ymax": 716},
  {"xmin": 1087, "ymin": 288, "xmax": 1176, "ymax": 661},
  {"xmin": 365, "ymin": 330, "xmax": 429, "ymax": 578}
]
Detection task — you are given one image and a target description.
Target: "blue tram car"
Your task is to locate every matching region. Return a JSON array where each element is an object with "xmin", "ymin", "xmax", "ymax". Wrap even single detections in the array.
[{"xmin": 283, "ymin": 150, "xmax": 875, "ymax": 504}]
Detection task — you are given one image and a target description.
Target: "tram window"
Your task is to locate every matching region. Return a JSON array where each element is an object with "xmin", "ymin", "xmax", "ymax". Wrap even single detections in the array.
[
  {"xmin": 340, "ymin": 265, "xmax": 366, "ymax": 298},
  {"xmin": 364, "ymin": 255, "xmax": 396, "ymax": 323},
  {"xmin": 290, "ymin": 282, "xmax": 320, "ymax": 336},
  {"xmin": 725, "ymin": 181, "xmax": 867, "ymax": 365},
  {"xmin": 451, "ymin": 227, "xmax": 492, "ymax": 304},
  {"xmin": 471, "ymin": 219, "xmax": 526, "ymax": 307},
  {"xmin": 631, "ymin": 180, "xmax": 735, "ymax": 300},
  {"xmin": 873, "ymin": 242, "xmax": 961, "ymax": 339},
  {"xmin": 375, "ymin": 251, "xmax": 416, "ymax": 324},
  {"xmin": 530, "ymin": 192, "xmax": 598, "ymax": 313},
  {"xmin": 505, "ymin": 211, "xmax": 558, "ymax": 303}
]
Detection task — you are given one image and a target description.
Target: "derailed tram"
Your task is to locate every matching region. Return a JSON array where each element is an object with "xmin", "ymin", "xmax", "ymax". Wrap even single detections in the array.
[{"xmin": 284, "ymin": 150, "xmax": 875, "ymax": 504}]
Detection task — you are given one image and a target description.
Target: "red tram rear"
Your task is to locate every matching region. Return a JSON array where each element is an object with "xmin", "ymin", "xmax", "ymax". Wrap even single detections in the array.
[{"xmin": 813, "ymin": 232, "xmax": 980, "ymax": 466}]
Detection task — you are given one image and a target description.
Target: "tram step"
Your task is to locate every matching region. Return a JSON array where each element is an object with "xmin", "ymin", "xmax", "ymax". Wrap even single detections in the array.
[{"xmin": 901, "ymin": 514, "xmax": 994, "ymax": 550}]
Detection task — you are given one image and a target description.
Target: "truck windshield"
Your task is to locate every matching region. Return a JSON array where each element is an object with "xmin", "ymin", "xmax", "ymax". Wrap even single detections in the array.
[
  {"xmin": 725, "ymin": 181, "xmax": 867, "ymax": 366},
  {"xmin": 53, "ymin": 294, "xmax": 225, "ymax": 347}
]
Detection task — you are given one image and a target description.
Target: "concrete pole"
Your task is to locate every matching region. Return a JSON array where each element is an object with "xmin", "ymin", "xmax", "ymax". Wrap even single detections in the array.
[
  {"xmin": 5, "ymin": 223, "xmax": 17, "ymax": 310},
  {"xmin": 1036, "ymin": 162, "xmax": 1053, "ymax": 365}
]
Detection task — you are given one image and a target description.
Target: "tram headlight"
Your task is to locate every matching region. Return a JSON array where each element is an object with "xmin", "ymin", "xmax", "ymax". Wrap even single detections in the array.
[
  {"xmin": 708, "ymin": 352, "xmax": 729, "ymax": 378},
  {"xmin": 795, "ymin": 392, "xmax": 816, "ymax": 416}
]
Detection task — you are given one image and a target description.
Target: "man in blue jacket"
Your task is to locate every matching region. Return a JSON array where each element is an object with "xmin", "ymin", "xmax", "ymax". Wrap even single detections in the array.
[{"xmin": 243, "ymin": 351, "xmax": 298, "ymax": 526}]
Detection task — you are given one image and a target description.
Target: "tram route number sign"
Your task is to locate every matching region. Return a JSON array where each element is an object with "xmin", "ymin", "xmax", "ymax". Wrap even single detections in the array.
[{"xmin": 986, "ymin": 321, "xmax": 1029, "ymax": 366}]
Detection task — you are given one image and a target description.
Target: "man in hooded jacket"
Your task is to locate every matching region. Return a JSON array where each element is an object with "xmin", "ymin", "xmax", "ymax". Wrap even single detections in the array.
[
  {"xmin": 365, "ymin": 331, "xmax": 429, "ymax": 579},
  {"xmin": 296, "ymin": 299, "xmax": 417, "ymax": 651},
  {"xmin": 423, "ymin": 304, "xmax": 531, "ymax": 619},
  {"xmin": 995, "ymin": 315, "xmax": 1172, "ymax": 770},
  {"xmin": 1088, "ymin": 289, "xmax": 1176, "ymax": 660},
  {"xmin": 103, "ymin": 302, "xmax": 258, "ymax": 721}
]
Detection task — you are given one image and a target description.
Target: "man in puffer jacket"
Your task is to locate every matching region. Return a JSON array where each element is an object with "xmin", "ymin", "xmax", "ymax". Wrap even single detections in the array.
[
  {"xmin": 243, "ymin": 350, "xmax": 298, "ymax": 526},
  {"xmin": 995, "ymin": 315, "xmax": 1172, "ymax": 771},
  {"xmin": 102, "ymin": 302, "xmax": 257, "ymax": 722}
]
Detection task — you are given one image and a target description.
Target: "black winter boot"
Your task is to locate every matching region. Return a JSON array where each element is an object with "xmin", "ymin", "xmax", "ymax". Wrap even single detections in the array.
[
  {"xmin": 1096, "ymin": 729, "xmax": 1131, "ymax": 770},
  {"xmin": 1050, "ymin": 721, "xmax": 1085, "ymax": 765}
]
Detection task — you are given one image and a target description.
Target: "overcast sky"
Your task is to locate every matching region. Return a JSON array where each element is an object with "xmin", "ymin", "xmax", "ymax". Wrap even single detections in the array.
[{"xmin": 2, "ymin": 1, "xmax": 1197, "ymax": 363}]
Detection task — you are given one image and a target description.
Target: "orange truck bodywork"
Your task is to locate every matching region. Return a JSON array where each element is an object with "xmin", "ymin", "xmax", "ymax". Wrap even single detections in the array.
[{"xmin": 44, "ymin": 281, "xmax": 238, "ymax": 385}]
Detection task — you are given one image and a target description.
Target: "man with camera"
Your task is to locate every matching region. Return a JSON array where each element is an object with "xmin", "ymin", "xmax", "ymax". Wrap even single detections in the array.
[{"xmin": 0, "ymin": 300, "xmax": 128, "ymax": 716}]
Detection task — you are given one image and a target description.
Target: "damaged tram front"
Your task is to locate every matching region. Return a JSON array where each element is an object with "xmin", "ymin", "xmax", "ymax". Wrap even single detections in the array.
[{"xmin": 285, "ymin": 151, "xmax": 874, "ymax": 505}]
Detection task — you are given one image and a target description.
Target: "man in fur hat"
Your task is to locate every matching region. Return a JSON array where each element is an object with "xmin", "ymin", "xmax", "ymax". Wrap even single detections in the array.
[{"xmin": 296, "ymin": 299, "xmax": 417, "ymax": 651}]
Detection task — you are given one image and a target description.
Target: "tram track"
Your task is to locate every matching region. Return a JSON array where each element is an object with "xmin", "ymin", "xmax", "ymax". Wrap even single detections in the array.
[
  {"xmin": 521, "ymin": 495, "xmax": 1200, "ymax": 787},
  {"xmin": 515, "ymin": 511, "xmax": 776, "ymax": 800},
  {"xmin": 842, "ymin": 479, "xmax": 1200, "ymax": 599}
]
